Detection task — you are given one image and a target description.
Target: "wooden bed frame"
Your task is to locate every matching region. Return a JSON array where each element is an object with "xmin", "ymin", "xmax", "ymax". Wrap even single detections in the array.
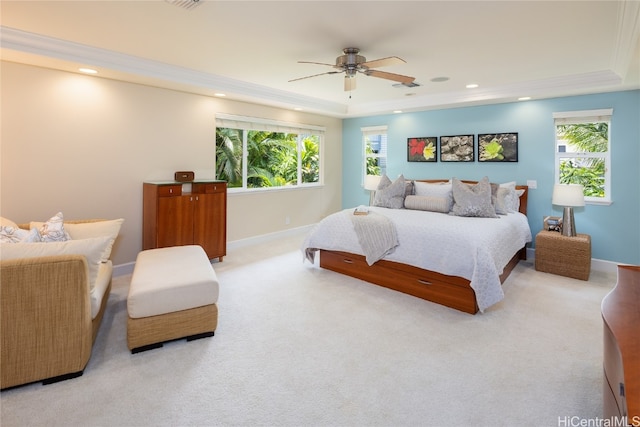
[{"xmin": 319, "ymin": 180, "xmax": 529, "ymax": 314}]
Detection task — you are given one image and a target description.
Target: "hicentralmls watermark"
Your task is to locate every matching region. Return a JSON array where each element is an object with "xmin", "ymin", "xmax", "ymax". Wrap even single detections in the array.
[{"xmin": 558, "ymin": 415, "xmax": 640, "ymax": 427}]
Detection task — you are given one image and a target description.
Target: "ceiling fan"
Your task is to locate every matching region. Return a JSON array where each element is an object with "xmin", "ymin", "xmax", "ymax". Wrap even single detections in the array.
[{"xmin": 289, "ymin": 47, "xmax": 415, "ymax": 91}]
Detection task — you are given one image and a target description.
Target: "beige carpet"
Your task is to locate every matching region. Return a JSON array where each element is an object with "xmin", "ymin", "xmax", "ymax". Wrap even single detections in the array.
[{"xmin": 0, "ymin": 234, "xmax": 616, "ymax": 427}]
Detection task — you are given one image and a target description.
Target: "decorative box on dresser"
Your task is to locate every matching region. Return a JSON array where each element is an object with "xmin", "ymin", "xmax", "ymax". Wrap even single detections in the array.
[
  {"xmin": 535, "ymin": 230, "xmax": 591, "ymax": 280},
  {"xmin": 601, "ymin": 265, "xmax": 639, "ymax": 426},
  {"xmin": 143, "ymin": 180, "xmax": 227, "ymax": 261}
]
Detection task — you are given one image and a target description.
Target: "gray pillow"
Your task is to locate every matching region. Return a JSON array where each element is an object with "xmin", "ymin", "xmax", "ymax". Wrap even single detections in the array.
[
  {"xmin": 404, "ymin": 195, "xmax": 450, "ymax": 213},
  {"xmin": 451, "ymin": 177, "xmax": 498, "ymax": 218},
  {"xmin": 414, "ymin": 181, "xmax": 453, "ymax": 212},
  {"xmin": 374, "ymin": 174, "xmax": 406, "ymax": 209}
]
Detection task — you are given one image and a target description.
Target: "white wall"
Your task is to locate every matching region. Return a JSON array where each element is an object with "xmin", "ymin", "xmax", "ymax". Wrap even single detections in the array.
[{"xmin": 0, "ymin": 61, "xmax": 343, "ymax": 266}]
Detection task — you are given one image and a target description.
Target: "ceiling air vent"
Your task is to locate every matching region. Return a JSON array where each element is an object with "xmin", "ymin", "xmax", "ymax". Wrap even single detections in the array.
[
  {"xmin": 165, "ymin": 0, "xmax": 202, "ymax": 10},
  {"xmin": 393, "ymin": 82, "xmax": 421, "ymax": 88}
]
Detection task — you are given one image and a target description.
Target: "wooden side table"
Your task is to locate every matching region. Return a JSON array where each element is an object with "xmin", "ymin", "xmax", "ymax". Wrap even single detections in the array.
[{"xmin": 535, "ymin": 230, "xmax": 591, "ymax": 280}]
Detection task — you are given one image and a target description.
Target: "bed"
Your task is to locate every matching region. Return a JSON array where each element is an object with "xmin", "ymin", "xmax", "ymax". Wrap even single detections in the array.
[{"xmin": 302, "ymin": 178, "xmax": 531, "ymax": 314}]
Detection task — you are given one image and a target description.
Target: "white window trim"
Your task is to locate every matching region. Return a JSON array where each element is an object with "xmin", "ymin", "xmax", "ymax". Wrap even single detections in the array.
[
  {"xmin": 553, "ymin": 108, "xmax": 612, "ymax": 205},
  {"xmin": 215, "ymin": 113, "xmax": 325, "ymax": 192}
]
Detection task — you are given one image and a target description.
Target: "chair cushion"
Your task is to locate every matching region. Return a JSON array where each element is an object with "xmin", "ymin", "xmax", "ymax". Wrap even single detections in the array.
[{"xmin": 127, "ymin": 246, "xmax": 219, "ymax": 319}]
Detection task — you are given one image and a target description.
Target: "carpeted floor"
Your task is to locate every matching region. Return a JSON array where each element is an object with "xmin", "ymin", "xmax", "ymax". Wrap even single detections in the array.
[{"xmin": 0, "ymin": 234, "xmax": 617, "ymax": 427}]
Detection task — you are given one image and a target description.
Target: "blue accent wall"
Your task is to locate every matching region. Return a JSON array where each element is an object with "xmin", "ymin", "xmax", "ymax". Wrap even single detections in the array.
[{"xmin": 342, "ymin": 90, "xmax": 640, "ymax": 265}]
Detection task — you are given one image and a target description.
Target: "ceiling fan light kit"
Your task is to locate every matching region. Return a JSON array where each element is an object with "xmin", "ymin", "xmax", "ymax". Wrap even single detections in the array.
[{"xmin": 290, "ymin": 47, "xmax": 415, "ymax": 92}]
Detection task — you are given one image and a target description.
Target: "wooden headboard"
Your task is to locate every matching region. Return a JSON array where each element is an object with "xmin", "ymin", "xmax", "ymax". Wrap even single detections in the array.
[{"xmin": 414, "ymin": 179, "xmax": 529, "ymax": 216}]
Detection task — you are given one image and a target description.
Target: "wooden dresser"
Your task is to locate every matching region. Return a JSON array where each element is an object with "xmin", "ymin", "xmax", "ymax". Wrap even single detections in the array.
[
  {"xmin": 143, "ymin": 180, "xmax": 227, "ymax": 261},
  {"xmin": 601, "ymin": 265, "xmax": 640, "ymax": 426}
]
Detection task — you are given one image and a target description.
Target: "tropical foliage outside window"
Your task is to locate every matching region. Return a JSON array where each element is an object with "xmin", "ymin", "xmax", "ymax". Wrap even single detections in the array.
[
  {"xmin": 554, "ymin": 109, "xmax": 612, "ymax": 204},
  {"xmin": 362, "ymin": 126, "xmax": 387, "ymax": 179},
  {"xmin": 215, "ymin": 115, "xmax": 322, "ymax": 190}
]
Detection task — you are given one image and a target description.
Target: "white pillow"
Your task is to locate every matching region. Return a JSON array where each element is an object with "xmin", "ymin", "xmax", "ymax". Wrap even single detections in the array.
[
  {"xmin": 30, "ymin": 218, "xmax": 124, "ymax": 262},
  {"xmin": 64, "ymin": 219, "xmax": 124, "ymax": 262},
  {"xmin": 499, "ymin": 181, "xmax": 522, "ymax": 213},
  {"xmin": 0, "ymin": 236, "xmax": 112, "ymax": 291}
]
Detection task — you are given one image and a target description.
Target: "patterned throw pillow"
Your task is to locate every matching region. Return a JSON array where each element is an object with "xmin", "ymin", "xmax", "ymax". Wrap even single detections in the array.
[
  {"xmin": 0, "ymin": 226, "xmax": 40, "ymax": 243},
  {"xmin": 37, "ymin": 212, "xmax": 71, "ymax": 242},
  {"xmin": 451, "ymin": 177, "xmax": 498, "ymax": 218},
  {"xmin": 0, "ymin": 226, "xmax": 29, "ymax": 243},
  {"xmin": 373, "ymin": 174, "xmax": 406, "ymax": 209}
]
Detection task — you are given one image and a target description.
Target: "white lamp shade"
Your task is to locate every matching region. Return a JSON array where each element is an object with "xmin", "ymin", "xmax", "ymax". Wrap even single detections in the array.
[
  {"xmin": 552, "ymin": 184, "xmax": 585, "ymax": 207},
  {"xmin": 364, "ymin": 175, "xmax": 382, "ymax": 191}
]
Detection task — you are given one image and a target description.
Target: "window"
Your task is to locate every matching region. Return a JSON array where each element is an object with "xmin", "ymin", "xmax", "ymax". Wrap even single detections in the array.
[
  {"xmin": 362, "ymin": 125, "xmax": 387, "ymax": 181},
  {"xmin": 553, "ymin": 109, "xmax": 612, "ymax": 205},
  {"xmin": 215, "ymin": 114, "xmax": 323, "ymax": 191}
]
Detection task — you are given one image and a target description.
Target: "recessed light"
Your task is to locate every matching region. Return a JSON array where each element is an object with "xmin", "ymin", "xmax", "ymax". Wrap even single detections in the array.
[
  {"xmin": 79, "ymin": 68, "xmax": 98, "ymax": 74},
  {"xmin": 466, "ymin": 83, "xmax": 479, "ymax": 89},
  {"xmin": 430, "ymin": 77, "xmax": 449, "ymax": 83},
  {"xmin": 294, "ymin": 107, "xmax": 303, "ymax": 111},
  {"xmin": 214, "ymin": 93, "xmax": 226, "ymax": 97},
  {"xmin": 393, "ymin": 110, "xmax": 403, "ymax": 114},
  {"xmin": 518, "ymin": 97, "xmax": 531, "ymax": 101}
]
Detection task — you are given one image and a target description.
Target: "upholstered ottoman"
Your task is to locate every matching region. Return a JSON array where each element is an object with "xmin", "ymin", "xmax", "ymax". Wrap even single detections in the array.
[{"xmin": 127, "ymin": 245, "xmax": 219, "ymax": 353}]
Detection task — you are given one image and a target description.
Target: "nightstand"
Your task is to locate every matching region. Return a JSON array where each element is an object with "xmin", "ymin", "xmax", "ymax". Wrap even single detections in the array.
[{"xmin": 535, "ymin": 230, "xmax": 591, "ymax": 280}]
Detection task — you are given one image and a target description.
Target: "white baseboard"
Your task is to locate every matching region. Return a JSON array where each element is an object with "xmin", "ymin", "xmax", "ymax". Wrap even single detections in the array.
[
  {"xmin": 526, "ymin": 247, "xmax": 621, "ymax": 274},
  {"xmin": 113, "ymin": 261, "xmax": 135, "ymax": 277},
  {"xmin": 112, "ymin": 225, "xmax": 315, "ymax": 277},
  {"xmin": 226, "ymin": 224, "xmax": 314, "ymax": 251}
]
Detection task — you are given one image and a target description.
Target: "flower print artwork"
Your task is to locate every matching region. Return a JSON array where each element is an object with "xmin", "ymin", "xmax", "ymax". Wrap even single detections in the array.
[{"xmin": 407, "ymin": 137, "xmax": 437, "ymax": 162}]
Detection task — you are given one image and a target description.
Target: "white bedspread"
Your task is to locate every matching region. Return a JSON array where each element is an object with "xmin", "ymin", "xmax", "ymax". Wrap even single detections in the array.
[{"xmin": 302, "ymin": 207, "xmax": 532, "ymax": 312}]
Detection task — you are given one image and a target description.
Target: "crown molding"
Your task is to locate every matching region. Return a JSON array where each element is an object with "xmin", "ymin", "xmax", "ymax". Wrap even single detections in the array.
[
  {"xmin": 1, "ymin": 25, "xmax": 636, "ymax": 119},
  {"xmin": 612, "ymin": 0, "xmax": 640, "ymax": 77},
  {"xmin": 0, "ymin": 26, "xmax": 348, "ymax": 116},
  {"xmin": 347, "ymin": 70, "xmax": 624, "ymax": 117}
]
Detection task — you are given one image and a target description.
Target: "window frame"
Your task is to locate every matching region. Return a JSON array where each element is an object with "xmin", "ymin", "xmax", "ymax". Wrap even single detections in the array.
[
  {"xmin": 362, "ymin": 125, "xmax": 388, "ymax": 185},
  {"xmin": 553, "ymin": 109, "xmax": 613, "ymax": 206},
  {"xmin": 215, "ymin": 113, "xmax": 324, "ymax": 193}
]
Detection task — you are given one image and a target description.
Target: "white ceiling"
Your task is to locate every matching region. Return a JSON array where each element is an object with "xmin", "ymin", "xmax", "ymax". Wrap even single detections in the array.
[{"xmin": 2, "ymin": 0, "xmax": 639, "ymax": 118}]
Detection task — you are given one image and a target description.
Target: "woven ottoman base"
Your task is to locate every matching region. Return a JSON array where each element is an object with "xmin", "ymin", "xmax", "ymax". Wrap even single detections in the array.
[
  {"xmin": 127, "ymin": 304, "xmax": 218, "ymax": 353},
  {"xmin": 127, "ymin": 245, "xmax": 219, "ymax": 353}
]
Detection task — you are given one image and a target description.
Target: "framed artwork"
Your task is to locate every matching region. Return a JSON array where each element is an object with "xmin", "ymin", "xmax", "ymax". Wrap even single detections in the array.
[
  {"xmin": 407, "ymin": 137, "xmax": 437, "ymax": 162},
  {"xmin": 478, "ymin": 133, "xmax": 518, "ymax": 162},
  {"xmin": 439, "ymin": 135, "xmax": 474, "ymax": 162}
]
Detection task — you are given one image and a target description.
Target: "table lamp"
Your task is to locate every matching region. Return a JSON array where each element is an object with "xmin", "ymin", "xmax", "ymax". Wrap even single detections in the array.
[
  {"xmin": 364, "ymin": 175, "xmax": 381, "ymax": 206},
  {"xmin": 552, "ymin": 184, "xmax": 585, "ymax": 237}
]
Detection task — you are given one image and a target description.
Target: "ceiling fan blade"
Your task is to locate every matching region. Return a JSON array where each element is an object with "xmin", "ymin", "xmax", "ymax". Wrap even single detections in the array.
[
  {"xmin": 344, "ymin": 76, "xmax": 356, "ymax": 91},
  {"xmin": 361, "ymin": 56, "xmax": 405, "ymax": 69},
  {"xmin": 298, "ymin": 61, "xmax": 338, "ymax": 68},
  {"xmin": 288, "ymin": 71, "xmax": 342, "ymax": 82},
  {"xmin": 364, "ymin": 69, "xmax": 415, "ymax": 84}
]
